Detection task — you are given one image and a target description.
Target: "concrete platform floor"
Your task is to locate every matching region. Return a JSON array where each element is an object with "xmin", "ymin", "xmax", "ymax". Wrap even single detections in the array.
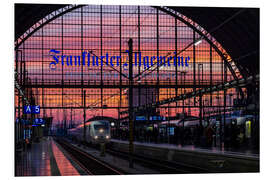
[
  {"xmin": 15, "ymin": 137, "xmax": 86, "ymax": 176},
  {"xmin": 111, "ymin": 139, "xmax": 259, "ymax": 158}
]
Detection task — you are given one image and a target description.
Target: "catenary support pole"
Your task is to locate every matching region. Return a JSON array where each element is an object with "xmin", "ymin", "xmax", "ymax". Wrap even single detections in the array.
[{"xmin": 128, "ymin": 38, "xmax": 134, "ymax": 168}]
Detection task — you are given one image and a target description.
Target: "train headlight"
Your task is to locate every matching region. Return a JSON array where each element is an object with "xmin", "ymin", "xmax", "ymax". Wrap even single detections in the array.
[
  {"xmin": 106, "ymin": 135, "xmax": 110, "ymax": 139},
  {"xmin": 94, "ymin": 136, "xmax": 98, "ymax": 139},
  {"xmin": 99, "ymin": 129, "xmax": 104, "ymax": 133}
]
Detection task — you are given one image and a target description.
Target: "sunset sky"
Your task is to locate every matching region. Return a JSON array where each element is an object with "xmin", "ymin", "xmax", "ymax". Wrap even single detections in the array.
[{"xmin": 15, "ymin": 5, "xmax": 240, "ymax": 125}]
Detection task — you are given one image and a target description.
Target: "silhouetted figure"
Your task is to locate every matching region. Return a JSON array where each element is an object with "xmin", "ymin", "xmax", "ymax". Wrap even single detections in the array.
[
  {"xmin": 205, "ymin": 125, "xmax": 214, "ymax": 147},
  {"xmin": 153, "ymin": 128, "xmax": 158, "ymax": 143}
]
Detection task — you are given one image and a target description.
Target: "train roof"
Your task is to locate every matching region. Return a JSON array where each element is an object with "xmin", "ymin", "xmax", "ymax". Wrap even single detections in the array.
[
  {"xmin": 69, "ymin": 119, "xmax": 110, "ymax": 130},
  {"xmin": 86, "ymin": 116, "xmax": 117, "ymax": 122}
]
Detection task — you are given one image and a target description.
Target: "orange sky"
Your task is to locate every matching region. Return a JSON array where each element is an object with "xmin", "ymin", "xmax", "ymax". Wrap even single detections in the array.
[{"xmin": 15, "ymin": 5, "xmax": 239, "ymax": 124}]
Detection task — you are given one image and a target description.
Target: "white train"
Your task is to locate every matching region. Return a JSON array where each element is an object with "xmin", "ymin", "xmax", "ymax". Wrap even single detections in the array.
[{"xmin": 68, "ymin": 120, "xmax": 111, "ymax": 144}]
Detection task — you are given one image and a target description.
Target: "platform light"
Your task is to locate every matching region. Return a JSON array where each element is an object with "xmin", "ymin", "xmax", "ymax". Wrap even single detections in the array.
[
  {"xmin": 106, "ymin": 135, "xmax": 110, "ymax": 139},
  {"xmin": 94, "ymin": 136, "xmax": 98, "ymax": 139},
  {"xmin": 194, "ymin": 39, "xmax": 202, "ymax": 46}
]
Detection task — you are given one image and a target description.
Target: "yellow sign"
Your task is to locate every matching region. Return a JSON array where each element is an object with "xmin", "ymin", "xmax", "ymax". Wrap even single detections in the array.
[{"xmin": 245, "ymin": 121, "xmax": 251, "ymax": 138}]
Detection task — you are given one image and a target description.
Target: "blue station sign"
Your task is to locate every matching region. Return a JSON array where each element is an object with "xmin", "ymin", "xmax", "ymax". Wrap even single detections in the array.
[
  {"xmin": 135, "ymin": 116, "xmax": 146, "ymax": 121},
  {"xmin": 23, "ymin": 105, "xmax": 40, "ymax": 114},
  {"xmin": 33, "ymin": 118, "xmax": 45, "ymax": 125},
  {"xmin": 150, "ymin": 116, "xmax": 166, "ymax": 121}
]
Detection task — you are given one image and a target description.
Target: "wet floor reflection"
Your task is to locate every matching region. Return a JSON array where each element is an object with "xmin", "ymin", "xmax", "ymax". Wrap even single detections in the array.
[
  {"xmin": 15, "ymin": 137, "xmax": 80, "ymax": 176},
  {"xmin": 51, "ymin": 140, "xmax": 80, "ymax": 176},
  {"xmin": 15, "ymin": 139, "xmax": 51, "ymax": 176}
]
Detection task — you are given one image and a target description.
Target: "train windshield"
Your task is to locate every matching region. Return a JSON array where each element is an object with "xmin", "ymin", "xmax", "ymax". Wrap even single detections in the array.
[
  {"xmin": 94, "ymin": 125, "xmax": 109, "ymax": 130},
  {"xmin": 93, "ymin": 121, "xmax": 110, "ymax": 132}
]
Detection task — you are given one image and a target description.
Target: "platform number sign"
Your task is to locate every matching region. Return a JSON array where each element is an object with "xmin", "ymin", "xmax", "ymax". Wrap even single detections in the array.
[
  {"xmin": 23, "ymin": 105, "xmax": 40, "ymax": 114},
  {"xmin": 34, "ymin": 118, "xmax": 45, "ymax": 125}
]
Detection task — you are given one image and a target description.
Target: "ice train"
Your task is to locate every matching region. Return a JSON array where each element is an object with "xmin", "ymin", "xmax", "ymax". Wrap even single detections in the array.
[{"xmin": 68, "ymin": 120, "xmax": 111, "ymax": 144}]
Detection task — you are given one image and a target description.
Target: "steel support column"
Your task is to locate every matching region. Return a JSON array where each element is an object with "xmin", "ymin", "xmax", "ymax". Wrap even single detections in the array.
[
  {"xmin": 128, "ymin": 39, "xmax": 134, "ymax": 168},
  {"xmin": 83, "ymin": 90, "xmax": 86, "ymax": 141},
  {"xmin": 193, "ymin": 30, "xmax": 196, "ymax": 106}
]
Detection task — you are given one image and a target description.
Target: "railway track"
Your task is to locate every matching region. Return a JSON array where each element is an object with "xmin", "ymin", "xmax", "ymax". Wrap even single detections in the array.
[
  {"xmin": 59, "ymin": 137, "xmax": 209, "ymax": 174},
  {"xmin": 55, "ymin": 139, "xmax": 123, "ymax": 175},
  {"xmin": 105, "ymin": 145, "xmax": 209, "ymax": 174},
  {"xmin": 78, "ymin": 140, "xmax": 209, "ymax": 174}
]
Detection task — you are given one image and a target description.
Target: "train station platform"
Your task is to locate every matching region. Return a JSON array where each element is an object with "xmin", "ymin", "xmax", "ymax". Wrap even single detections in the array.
[
  {"xmin": 111, "ymin": 139, "xmax": 259, "ymax": 158},
  {"xmin": 110, "ymin": 139, "xmax": 259, "ymax": 173},
  {"xmin": 15, "ymin": 137, "xmax": 87, "ymax": 176}
]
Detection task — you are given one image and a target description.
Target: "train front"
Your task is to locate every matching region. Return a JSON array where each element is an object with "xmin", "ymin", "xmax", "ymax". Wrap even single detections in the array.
[{"xmin": 93, "ymin": 120, "xmax": 111, "ymax": 144}]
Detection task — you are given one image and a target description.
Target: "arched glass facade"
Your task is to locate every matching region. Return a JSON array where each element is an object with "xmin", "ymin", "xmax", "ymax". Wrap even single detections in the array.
[{"xmin": 15, "ymin": 5, "xmax": 244, "ymax": 125}]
